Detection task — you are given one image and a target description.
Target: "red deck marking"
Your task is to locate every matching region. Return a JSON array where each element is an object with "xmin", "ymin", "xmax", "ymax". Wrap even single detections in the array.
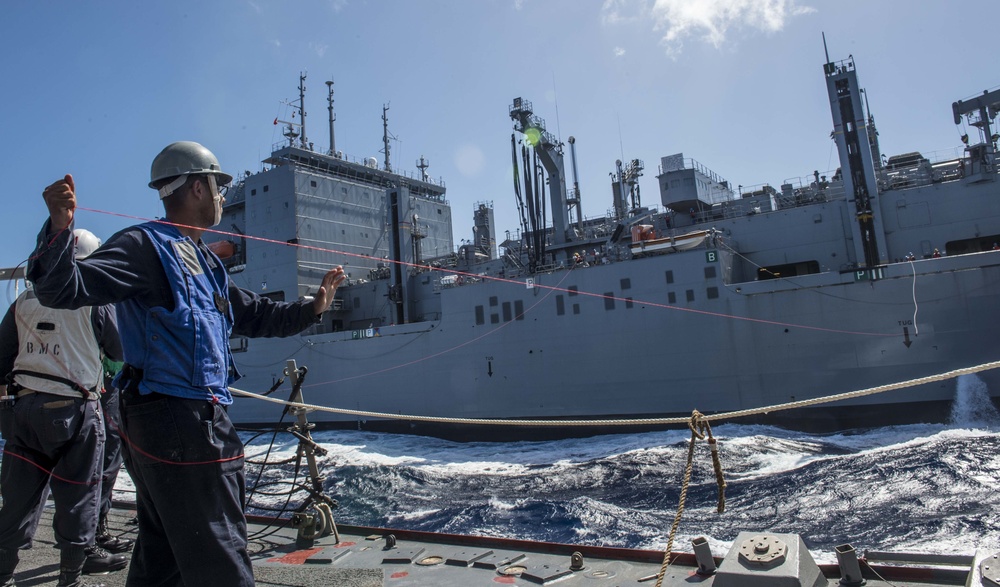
[
  {"xmin": 390, "ymin": 571, "xmax": 409, "ymax": 579},
  {"xmin": 267, "ymin": 547, "xmax": 325, "ymax": 564},
  {"xmin": 334, "ymin": 541, "xmax": 357, "ymax": 548},
  {"xmin": 493, "ymin": 578, "xmax": 516, "ymax": 584}
]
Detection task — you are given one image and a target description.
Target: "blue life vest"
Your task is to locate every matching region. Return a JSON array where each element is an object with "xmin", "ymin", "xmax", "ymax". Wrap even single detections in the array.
[{"xmin": 116, "ymin": 222, "xmax": 238, "ymax": 404}]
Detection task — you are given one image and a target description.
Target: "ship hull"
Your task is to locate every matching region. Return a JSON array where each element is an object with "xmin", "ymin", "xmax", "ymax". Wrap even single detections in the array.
[{"xmin": 227, "ymin": 250, "xmax": 1000, "ymax": 440}]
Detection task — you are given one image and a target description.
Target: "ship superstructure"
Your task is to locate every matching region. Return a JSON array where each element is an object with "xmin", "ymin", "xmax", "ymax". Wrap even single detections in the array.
[{"xmin": 217, "ymin": 57, "xmax": 1000, "ymax": 439}]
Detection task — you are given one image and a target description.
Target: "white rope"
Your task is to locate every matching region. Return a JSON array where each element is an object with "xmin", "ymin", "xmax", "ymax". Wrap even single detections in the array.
[
  {"xmin": 229, "ymin": 360, "xmax": 1000, "ymax": 428},
  {"xmin": 910, "ymin": 259, "xmax": 920, "ymax": 335}
]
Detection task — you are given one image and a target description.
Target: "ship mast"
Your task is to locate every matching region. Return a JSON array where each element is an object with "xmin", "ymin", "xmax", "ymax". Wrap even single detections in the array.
[
  {"xmin": 298, "ymin": 72, "xmax": 309, "ymax": 150},
  {"xmin": 416, "ymin": 155, "xmax": 429, "ymax": 181},
  {"xmin": 382, "ymin": 104, "xmax": 392, "ymax": 172},
  {"xmin": 325, "ymin": 79, "xmax": 337, "ymax": 156}
]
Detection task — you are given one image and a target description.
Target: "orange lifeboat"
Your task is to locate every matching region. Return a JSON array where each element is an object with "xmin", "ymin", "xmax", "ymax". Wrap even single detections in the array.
[{"xmin": 208, "ymin": 240, "xmax": 236, "ymax": 260}]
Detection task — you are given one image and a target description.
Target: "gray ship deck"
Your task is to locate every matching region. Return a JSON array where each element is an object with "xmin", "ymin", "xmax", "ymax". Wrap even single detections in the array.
[{"xmin": 8, "ymin": 502, "xmax": 987, "ymax": 586}]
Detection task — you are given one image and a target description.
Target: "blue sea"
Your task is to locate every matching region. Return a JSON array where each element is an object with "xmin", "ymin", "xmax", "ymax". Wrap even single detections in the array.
[{"xmin": 235, "ymin": 373, "xmax": 1000, "ymax": 564}]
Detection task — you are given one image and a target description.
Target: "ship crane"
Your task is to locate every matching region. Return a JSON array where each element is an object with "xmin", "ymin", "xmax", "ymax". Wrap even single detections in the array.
[
  {"xmin": 952, "ymin": 88, "xmax": 1000, "ymax": 180},
  {"xmin": 612, "ymin": 158, "xmax": 644, "ymax": 219},
  {"xmin": 509, "ymin": 97, "xmax": 574, "ymax": 262},
  {"xmin": 824, "ymin": 55, "xmax": 889, "ymax": 268}
]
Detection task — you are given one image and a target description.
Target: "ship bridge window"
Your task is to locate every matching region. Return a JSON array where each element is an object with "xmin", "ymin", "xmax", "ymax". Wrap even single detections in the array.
[
  {"xmin": 685, "ymin": 289, "xmax": 695, "ymax": 302},
  {"xmin": 555, "ymin": 295, "xmax": 565, "ymax": 316},
  {"xmin": 707, "ymin": 287, "xmax": 719, "ymax": 299},
  {"xmin": 620, "ymin": 278, "xmax": 631, "ymax": 290},
  {"xmin": 475, "ymin": 306, "xmax": 485, "ymax": 325},
  {"xmin": 604, "ymin": 292, "xmax": 615, "ymax": 311},
  {"xmin": 626, "ymin": 297, "xmax": 634, "ymax": 309},
  {"xmin": 665, "ymin": 271, "xmax": 674, "ymax": 284},
  {"xmin": 704, "ymin": 266, "xmax": 717, "ymax": 279},
  {"xmin": 263, "ymin": 185, "xmax": 269, "ymax": 192},
  {"xmin": 757, "ymin": 260, "xmax": 820, "ymax": 280},
  {"xmin": 502, "ymin": 302, "xmax": 512, "ymax": 322},
  {"xmin": 514, "ymin": 300, "xmax": 524, "ymax": 320},
  {"xmin": 568, "ymin": 286, "xmax": 579, "ymax": 297},
  {"xmin": 668, "ymin": 292, "xmax": 676, "ymax": 304},
  {"xmin": 310, "ymin": 180, "xmax": 317, "ymax": 187},
  {"xmin": 251, "ymin": 188, "xmax": 257, "ymax": 196}
]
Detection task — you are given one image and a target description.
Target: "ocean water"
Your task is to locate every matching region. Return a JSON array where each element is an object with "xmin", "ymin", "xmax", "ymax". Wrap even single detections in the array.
[{"xmin": 240, "ymin": 373, "xmax": 1000, "ymax": 564}]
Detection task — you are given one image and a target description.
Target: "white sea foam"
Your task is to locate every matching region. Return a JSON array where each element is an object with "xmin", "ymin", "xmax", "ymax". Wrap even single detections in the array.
[
  {"xmin": 950, "ymin": 374, "xmax": 1000, "ymax": 428},
  {"xmin": 106, "ymin": 388, "xmax": 1000, "ymax": 567}
]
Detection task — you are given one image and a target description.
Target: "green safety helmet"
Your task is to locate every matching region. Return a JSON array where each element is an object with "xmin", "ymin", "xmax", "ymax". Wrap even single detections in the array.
[
  {"xmin": 149, "ymin": 141, "xmax": 234, "ymax": 199},
  {"xmin": 73, "ymin": 228, "xmax": 101, "ymax": 260}
]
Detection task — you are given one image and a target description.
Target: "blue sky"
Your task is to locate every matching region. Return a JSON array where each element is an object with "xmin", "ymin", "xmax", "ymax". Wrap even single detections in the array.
[{"xmin": 1, "ymin": 0, "xmax": 995, "ymax": 295}]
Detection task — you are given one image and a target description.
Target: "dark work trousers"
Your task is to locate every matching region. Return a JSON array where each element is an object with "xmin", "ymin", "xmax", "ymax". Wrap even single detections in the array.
[
  {"xmin": 119, "ymin": 389, "xmax": 253, "ymax": 587},
  {"xmin": 99, "ymin": 387, "xmax": 124, "ymax": 518},
  {"xmin": 0, "ymin": 392, "xmax": 104, "ymax": 551}
]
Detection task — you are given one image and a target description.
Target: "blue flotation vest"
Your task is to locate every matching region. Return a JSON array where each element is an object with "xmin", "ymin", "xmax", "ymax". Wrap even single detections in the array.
[{"xmin": 116, "ymin": 222, "xmax": 238, "ymax": 404}]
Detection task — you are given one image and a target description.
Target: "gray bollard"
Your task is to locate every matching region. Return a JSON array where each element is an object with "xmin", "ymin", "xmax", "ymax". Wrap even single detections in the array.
[{"xmin": 835, "ymin": 543, "xmax": 865, "ymax": 586}]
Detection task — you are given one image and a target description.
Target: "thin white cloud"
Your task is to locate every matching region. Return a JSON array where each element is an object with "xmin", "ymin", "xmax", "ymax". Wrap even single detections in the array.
[
  {"xmin": 614, "ymin": 47, "xmax": 626, "ymax": 57},
  {"xmin": 310, "ymin": 42, "xmax": 329, "ymax": 58},
  {"xmin": 602, "ymin": 0, "xmax": 813, "ymax": 56},
  {"xmin": 650, "ymin": 0, "xmax": 814, "ymax": 55},
  {"xmin": 601, "ymin": 0, "xmax": 644, "ymax": 25},
  {"xmin": 329, "ymin": 0, "xmax": 348, "ymax": 12},
  {"xmin": 514, "ymin": 0, "xmax": 526, "ymax": 10}
]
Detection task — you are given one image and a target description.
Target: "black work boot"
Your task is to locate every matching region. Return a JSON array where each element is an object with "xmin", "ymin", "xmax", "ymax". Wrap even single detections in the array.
[
  {"xmin": 94, "ymin": 513, "xmax": 134, "ymax": 554},
  {"xmin": 58, "ymin": 547, "xmax": 107, "ymax": 587},
  {"xmin": 0, "ymin": 547, "xmax": 18, "ymax": 587},
  {"xmin": 80, "ymin": 545, "xmax": 127, "ymax": 575}
]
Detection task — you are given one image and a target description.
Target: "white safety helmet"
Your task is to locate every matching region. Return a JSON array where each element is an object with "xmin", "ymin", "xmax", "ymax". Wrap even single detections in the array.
[
  {"xmin": 149, "ymin": 141, "xmax": 233, "ymax": 199},
  {"xmin": 73, "ymin": 229, "xmax": 101, "ymax": 260}
]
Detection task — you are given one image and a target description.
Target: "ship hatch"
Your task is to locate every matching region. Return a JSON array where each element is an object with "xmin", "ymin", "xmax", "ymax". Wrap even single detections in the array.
[{"xmin": 757, "ymin": 260, "xmax": 820, "ymax": 280}]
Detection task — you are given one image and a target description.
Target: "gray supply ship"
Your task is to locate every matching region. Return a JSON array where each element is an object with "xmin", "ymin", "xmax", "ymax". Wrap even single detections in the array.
[{"xmin": 216, "ymin": 52, "xmax": 1000, "ymax": 440}]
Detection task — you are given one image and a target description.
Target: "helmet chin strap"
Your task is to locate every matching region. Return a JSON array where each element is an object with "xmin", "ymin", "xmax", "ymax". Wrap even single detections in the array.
[
  {"xmin": 158, "ymin": 175, "xmax": 188, "ymax": 200},
  {"xmin": 207, "ymin": 175, "xmax": 223, "ymax": 227}
]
